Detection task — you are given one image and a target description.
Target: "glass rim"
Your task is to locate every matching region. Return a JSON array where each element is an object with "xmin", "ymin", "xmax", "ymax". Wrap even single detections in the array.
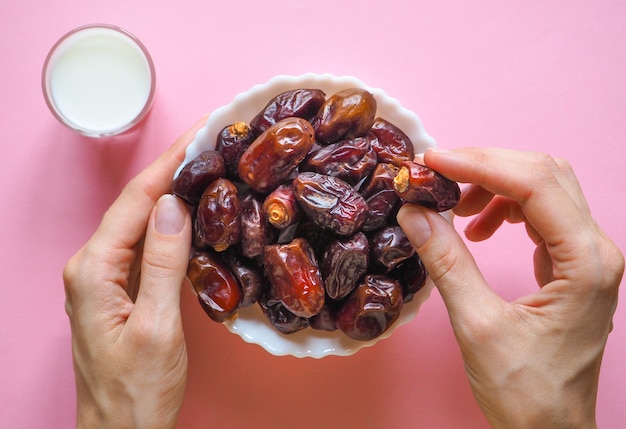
[{"xmin": 41, "ymin": 23, "xmax": 157, "ymax": 137}]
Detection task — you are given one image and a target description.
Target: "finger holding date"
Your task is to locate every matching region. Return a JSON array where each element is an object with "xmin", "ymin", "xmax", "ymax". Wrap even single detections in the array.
[{"xmin": 172, "ymin": 86, "xmax": 460, "ymax": 341}]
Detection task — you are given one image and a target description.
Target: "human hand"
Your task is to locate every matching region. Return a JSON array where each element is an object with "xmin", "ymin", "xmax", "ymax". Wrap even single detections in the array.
[
  {"xmin": 63, "ymin": 116, "xmax": 207, "ymax": 429},
  {"xmin": 397, "ymin": 148, "xmax": 623, "ymax": 429}
]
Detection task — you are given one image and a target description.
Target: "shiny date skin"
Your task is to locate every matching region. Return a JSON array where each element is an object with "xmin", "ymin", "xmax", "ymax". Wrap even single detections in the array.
[
  {"xmin": 312, "ymin": 88, "xmax": 377, "ymax": 144},
  {"xmin": 300, "ymin": 134, "xmax": 378, "ymax": 186},
  {"xmin": 369, "ymin": 118, "xmax": 415, "ymax": 167},
  {"xmin": 263, "ymin": 238, "xmax": 325, "ymax": 318},
  {"xmin": 259, "ymin": 288, "xmax": 310, "ymax": 334},
  {"xmin": 188, "ymin": 251, "xmax": 242, "ymax": 322},
  {"xmin": 391, "ymin": 254, "xmax": 428, "ymax": 303},
  {"xmin": 239, "ymin": 191, "xmax": 276, "ymax": 259},
  {"xmin": 195, "ymin": 178, "xmax": 241, "ymax": 252},
  {"xmin": 335, "ymin": 275, "xmax": 403, "ymax": 341},
  {"xmin": 321, "ymin": 232, "xmax": 369, "ymax": 300},
  {"xmin": 172, "ymin": 150, "xmax": 226, "ymax": 205},
  {"xmin": 216, "ymin": 122, "xmax": 257, "ymax": 179},
  {"xmin": 238, "ymin": 117, "xmax": 315, "ymax": 193},
  {"xmin": 393, "ymin": 160, "xmax": 460, "ymax": 212},
  {"xmin": 250, "ymin": 88, "xmax": 326, "ymax": 134},
  {"xmin": 292, "ymin": 172, "xmax": 368, "ymax": 236},
  {"xmin": 359, "ymin": 163, "xmax": 400, "ymax": 232},
  {"xmin": 263, "ymin": 184, "xmax": 301, "ymax": 229},
  {"xmin": 221, "ymin": 249, "xmax": 267, "ymax": 308},
  {"xmin": 370, "ymin": 225, "xmax": 415, "ymax": 273}
]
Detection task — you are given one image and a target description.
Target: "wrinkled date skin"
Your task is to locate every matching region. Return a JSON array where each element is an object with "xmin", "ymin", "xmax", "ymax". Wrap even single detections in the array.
[
  {"xmin": 336, "ymin": 275, "xmax": 403, "ymax": 341},
  {"xmin": 216, "ymin": 122, "xmax": 257, "ymax": 179},
  {"xmin": 264, "ymin": 238, "xmax": 325, "ymax": 318},
  {"xmin": 238, "ymin": 117, "xmax": 315, "ymax": 193},
  {"xmin": 221, "ymin": 249, "xmax": 267, "ymax": 307},
  {"xmin": 300, "ymin": 134, "xmax": 378, "ymax": 186},
  {"xmin": 321, "ymin": 232, "xmax": 369, "ymax": 300},
  {"xmin": 370, "ymin": 225, "xmax": 416, "ymax": 273},
  {"xmin": 292, "ymin": 172, "xmax": 368, "ymax": 236},
  {"xmin": 359, "ymin": 163, "xmax": 400, "ymax": 232},
  {"xmin": 369, "ymin": 118, "xmax": 415, "ymax": 166},
  {"xmin": 239, "ymin": 192, "xmax": 275, "ymax": 259},
  {"xmin": 172, "ymin": 150, "xmax": 226, "ymax": 205},
  {"xmin": 392, "ymin": 254, "xmax": 428, "ymax": 303},
  {"xmin": 259, "ymin": 288, "xmax": 310, "ymax": 334},
  {"xmin": 393, "ymin": 161, "xmax": 461, "ymax": 212},
  {"xmin": 188, "ymin": 252, "xmax": 242, "ymax": 322},
  {"xmin": 250, "ymin": 88, "xmax": 326, "ymax": 134},
  {"xmin": 195, "ymin": 178, "xmax": 241, "ymax": 252},
  {"xmin": 263, "ymin": 184, "xmax": 301, "ymax": 229},
  {"xmin": 312, "ymin": 88, "xmax": 377, "ymax": 144}
]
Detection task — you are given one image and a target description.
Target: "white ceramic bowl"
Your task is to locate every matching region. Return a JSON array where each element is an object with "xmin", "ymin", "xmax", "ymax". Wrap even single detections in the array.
[{"xmin": 178, "ymin": 73, "xmax": 439, "ymax": 358}]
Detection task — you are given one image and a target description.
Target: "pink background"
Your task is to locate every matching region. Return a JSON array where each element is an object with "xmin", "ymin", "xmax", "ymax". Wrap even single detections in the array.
[{"xmin": 1, "ymin": 0, "xmax": 624, "ymax": 427}]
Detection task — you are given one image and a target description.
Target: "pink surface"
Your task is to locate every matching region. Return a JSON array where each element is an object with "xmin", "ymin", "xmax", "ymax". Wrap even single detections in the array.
[{"xmin": 1, "ymin": 0, "xmax": 624, "ymax": 427}]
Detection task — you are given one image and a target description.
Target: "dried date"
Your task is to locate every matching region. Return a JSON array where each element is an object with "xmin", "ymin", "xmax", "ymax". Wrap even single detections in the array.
[
  {"xmin": 188, "ymin": 252, "xmax": 242, "ymax": 322},
  {"xmin": 239, "ymin": 191, "xmax": 275, "ymax": 259},
  {"xmin": 292, "ymin": 172, "xmax": 368, "ymax": 236},
  {"xmin": 250, "ymin": 88, "xmax": 326, "ymax": 134},
  {"xmin": 238, "ymin": 117, "xmax": 315, "ymax": 193},
  {"xmin": 393, "ymin": 161, "xmax": 460, "ymax": 212},
  {"xmin": 216, "ymin": 122, "xmax": 256, "ymax": 179},
  {"xmin": 359, "ymin": 163, "xmax": 400, "ymax": 232},
  {"xmin": 172, "ymin": 150, "xmax": 226, "ymax": 205},
  {"xmin": 222, "ymin": 249, "xmax": 266, "ymax": 307},
  {"xmin": 370, "ymin": 225, "xmax": 415, "ymax": 273},
  {"xmin": 263, "ymin": 184, "xmax": 301, "ymax": 229},
  {"xmin": 195, "ymin": 178, "xmax": 241, "ymax": 252},
  {"xmin": 369, "ymin": 118, "xmax": 415, "ymax": 166},
  {"xmin": 259, "ymin": 288, "xmax": 310, "ymax": 334},
  {"xmin": 321, "ymin": 232, "xmax": 369, "ymax": 300},
  {"xmin": 312, "ymin": 88, "xmax": 377, "ymax": 144}
]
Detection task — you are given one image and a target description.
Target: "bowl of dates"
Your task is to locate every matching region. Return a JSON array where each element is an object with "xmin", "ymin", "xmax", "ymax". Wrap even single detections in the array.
[{"xmin": 173, "ymin": 73, "xmax": 458, "ymax": 358}]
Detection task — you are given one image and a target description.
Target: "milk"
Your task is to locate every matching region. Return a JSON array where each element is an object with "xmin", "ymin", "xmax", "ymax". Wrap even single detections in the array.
[{"xmin": 43, "ymin": 25, "xmax": 155, "ymax": 137}]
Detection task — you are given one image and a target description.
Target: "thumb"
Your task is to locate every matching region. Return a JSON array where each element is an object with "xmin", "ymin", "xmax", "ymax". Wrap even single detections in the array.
[
  {"xmin": 397, "ymin": 204, "xmax": 502, "ymax": 329},
  {"xmin": 136, "ymin": 194, "xmax": 192, "ymax": 319}
]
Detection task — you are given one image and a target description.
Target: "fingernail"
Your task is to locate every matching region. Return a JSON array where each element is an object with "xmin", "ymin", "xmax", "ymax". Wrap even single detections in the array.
[
  {"xmin": 398, "ymin": 205, "xmax": 432, "ymax": 248},
  {"xmin": 155, "ymin": 194, "xmax": 187, "ymax": 235}
]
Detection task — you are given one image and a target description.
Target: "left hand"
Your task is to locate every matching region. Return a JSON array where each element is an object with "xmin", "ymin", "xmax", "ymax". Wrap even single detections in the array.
[{"xmin": 63, "ymin": 116, "xmax": 206, "ymax": 429}]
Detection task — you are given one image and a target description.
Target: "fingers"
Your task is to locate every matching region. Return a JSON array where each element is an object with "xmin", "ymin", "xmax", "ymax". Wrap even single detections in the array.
[
  {"xmin": 397, "ymin": 204, "xmax": 503, "ymax": 327},
  {"xmin": 134, "ymin": 194, "xmax": 192, "ymax": 321},
  {"xmin": 94, "ymin": 115, "xmax": 208, "ymax": 251}
]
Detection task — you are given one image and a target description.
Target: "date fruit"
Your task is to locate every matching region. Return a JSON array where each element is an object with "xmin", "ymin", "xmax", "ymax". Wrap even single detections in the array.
[
  {"xmin": 195, "ymin": 178, "xmax": 241, "ymax": 252},
  {"xmin": 292, "ymin": 172, "xmax": 368, "ymax": 236},
  {"xmin": 321, "ymin": 232, "xmax": 369, "ymax": 300},
  {"xmin": 263, "ymin": 184, "xmax": 301, "ymax": 229},
  {"xmin": 250, "ymin": 88, "xmax": 326, "ymax": 134},
  {"xmin": 238, "ymin": 117, "xmax": 315, "ymax": 193},
  {"xmin": 359, "ymin": 163, "xmax": 400, "ymax": 232},
  {"xmin": 369, "ymin": 118, "xmax": 415, "ymax": 166},
  {"xmin": 370, "ymin": 225, "xmax": 415, "ymax": 273},
  {"xmin": 216, "ymin": 122, "xmax": 256, "ymax": 179},
  {"xmin": 312, "ymin": 88, "xmax": 377, "ymax": 144},
  {"xmin": 264, "ymin": 238, "xmax": 325, "ymax": 318},
  {"xmin": 300, "ymin": 134, "xmax": 378, "ymax": 186},
  {"xmin": 239, "ymin": 191, "xmax": 275, "ymax": 259},
  {"xmin": 393, "ymin": 161, "xmax": 460, "ymax": 212},
  {"xmin": 222, "ymin": 249, "xmax": 266, "ymax": 307},
  {"xmin": 172, "ymin": 150, "xmax": 226, "ymax": 205},
  {"xmin": 335, "ymin": 275, "xmax": 403, "ymax": 341},
  {"xmin": 260, "ymin": 288, "xmax": 310, "ymax": 334},
  {"xmin": 188, "ymin": 252, "xmax": 242, "ymax": 322},
  {"xmin": 392, "ymin": 254, "xmax": 428, "ymax": 303}
]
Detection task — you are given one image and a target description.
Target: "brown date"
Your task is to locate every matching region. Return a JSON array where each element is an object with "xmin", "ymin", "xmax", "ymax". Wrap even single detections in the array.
[
  {"xmin": 250, "ymin": 88, "xmax": 326, "ymax": 134},
  {"xmin": 263, "ymin": 184, "xmax": 301, "ymax": 229},
  {"xmin": 321, "ymin": 232, "xmax": 369, "ymax": 300},
  {"xmin": 300, "ymin": 134, "xmax": 378, "ymax": 186},
  {"xmin": 391, "ymin": 254, "xmax": 428, "ymax": 303},
  {"xmin": 263, "ymin": 238, "xmax": 325, "ymax": 318},
  {"xmin": 172, "ymin": 150, "xmax": 226, "ymax": 205},
  {"xmin": 370, "ymin": 225, "xmax": 415, "ymax": 273},
  {"xmin": 369, "ymin": 118, "xmax": 415, "ymax": 166},
  {"xmin": 393, "ymin": 160, "xmax": 460, "ymax": 212},
  {"xmin": 335, "ymin": 275, "xmax": 403, "ymax": 341},
  {"xmin": 359, "ymin": 163, "xmax": 400, "ymax": 232},
  {"xmin": 292, "ymin": 172, "xmax": 368, "ymax": 236},
  {"xmin": 312, "ymin": 88, "xmax": 377, "ymax": 144},
  {"xmin": 188, "ymin": 252, "xmax": 242, "ymax": 322},
  {"xmin": 216, "ymin": 122, "xmax": 256, "ymax": 179},
  {"xmin": 259, "ymin": 288, "xmax": 310, "ymax": 334},
  {"xmin": 195, "ymin": 178, "xmax": 241, "ymax": 252},
  {"xmin": 238, "ymin": 117, "xmax": 315, "ymax": 193},
  {"xmin": 239, "ymin": 191, "xmax": 275, "ymax": 259},
  {"xmin": 222, "ymin": 249, "xmax": 266, "ymax": 307}
]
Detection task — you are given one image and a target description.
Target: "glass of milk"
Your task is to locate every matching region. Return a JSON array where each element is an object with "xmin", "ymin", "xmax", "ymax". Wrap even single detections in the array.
[{"xmin": 42, "ymin": 24, "xmax": 156, "ymax": 137}]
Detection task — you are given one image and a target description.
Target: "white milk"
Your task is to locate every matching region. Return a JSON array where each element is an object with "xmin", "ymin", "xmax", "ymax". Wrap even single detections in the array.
[{"xmin": 43, "ymin": 25, "xmax": 155, "ymax": 137}]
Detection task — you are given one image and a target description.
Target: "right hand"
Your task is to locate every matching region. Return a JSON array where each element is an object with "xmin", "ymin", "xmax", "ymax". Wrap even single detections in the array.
[{"xmin": 397, "ymin": 148, "xmax": 623, "ymax": 429}]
